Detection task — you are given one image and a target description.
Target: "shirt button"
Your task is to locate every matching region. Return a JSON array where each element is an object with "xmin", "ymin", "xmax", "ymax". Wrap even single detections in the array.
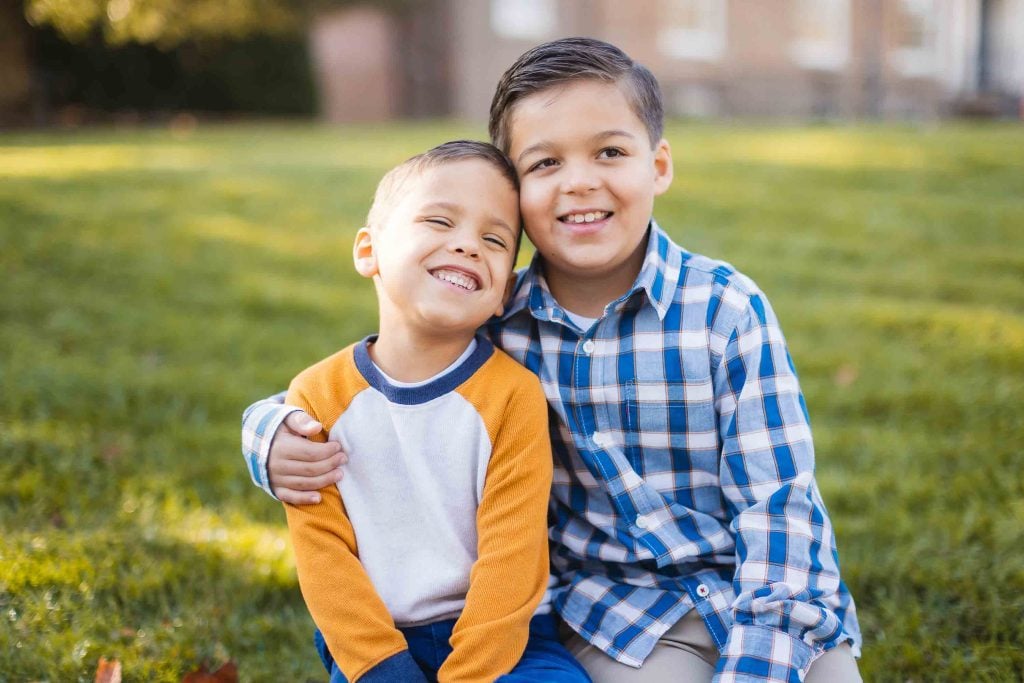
[
  {"xmin": 592, "ymin": 431, "xmax": 606, "ymax": 447},
  {"xmin": 696, "ymin": 584, "xmax": 710, "ymax": 598},
  {"xmin": 582, "ymin": 340, "xmax": 596, "ymax": 355},
  {"xmin": 635, "ymin": 515, "xmax": 649, "ymax": 529}
]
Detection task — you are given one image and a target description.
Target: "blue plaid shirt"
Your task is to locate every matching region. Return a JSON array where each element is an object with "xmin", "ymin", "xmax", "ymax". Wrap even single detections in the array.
[{"xmin": 243, "ymin": 222, "xmax": 861, "ymax": 681}]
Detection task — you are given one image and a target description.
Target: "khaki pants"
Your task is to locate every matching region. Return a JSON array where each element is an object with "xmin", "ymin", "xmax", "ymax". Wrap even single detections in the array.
[{"xmin": 563, "ymin": 611, "xmax": 862, "ymax": 683}]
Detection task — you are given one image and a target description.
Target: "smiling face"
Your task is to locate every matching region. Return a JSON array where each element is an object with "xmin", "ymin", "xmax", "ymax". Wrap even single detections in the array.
[
  {"xmin": 508, "ymin": 79, "xmax": 673, "ymax": 312},
  {"xmin": 354, "ymin": 158, "xmax": 520, "ymax": 338}
]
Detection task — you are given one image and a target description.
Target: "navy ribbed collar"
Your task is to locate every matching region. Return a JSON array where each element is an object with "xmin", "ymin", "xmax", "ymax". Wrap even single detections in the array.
[{"xmin": 353, "ymin": 335, "xmax": 494, "ymax": 405}]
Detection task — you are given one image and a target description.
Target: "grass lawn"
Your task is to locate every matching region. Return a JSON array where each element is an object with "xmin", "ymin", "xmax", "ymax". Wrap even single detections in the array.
[{"xmin": 1, "ymin": 120, "xmax": 1022, "ymax": 681}]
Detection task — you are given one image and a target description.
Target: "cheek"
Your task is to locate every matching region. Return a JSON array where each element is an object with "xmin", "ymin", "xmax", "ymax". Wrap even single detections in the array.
[
  {"xmin": 517, "ymin": 182, "xmax": 548, "ymax": 218},
  {"xmin": 617, "ymin": 176, "xmax": 654, "ymax": 212}
]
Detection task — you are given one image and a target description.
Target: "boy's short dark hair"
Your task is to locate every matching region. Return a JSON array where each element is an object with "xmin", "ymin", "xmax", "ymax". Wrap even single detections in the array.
[
  {"xmin": 367, "ymin": 139, "xmax": 523, "ymax": 262},
  {"xmin": 488, "ymin": 37, "xmax": 664, "ymax": 154}
]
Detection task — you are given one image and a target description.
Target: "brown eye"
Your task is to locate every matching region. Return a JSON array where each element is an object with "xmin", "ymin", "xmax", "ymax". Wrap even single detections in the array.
[{"xmin": 527, "ymin": 158, "xmax": 558, "ymax": 173}]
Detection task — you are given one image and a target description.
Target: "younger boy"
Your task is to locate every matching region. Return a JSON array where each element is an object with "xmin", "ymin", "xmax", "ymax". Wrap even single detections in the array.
[
  {"xmin": 246, "ymin": 40, "xmax": 863, "ymax": 682},
  {"xmin": 280, "ymin": 140, "xmax": 590, "ymax": 682}
]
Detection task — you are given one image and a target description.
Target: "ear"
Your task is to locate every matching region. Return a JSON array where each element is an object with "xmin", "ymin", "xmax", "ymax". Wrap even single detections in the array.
[
  {"xmin": 493, "ymin": 272, "xmax": 518, "ymax": 318},
  {"xmin": 651, "ymin": 138, "xmax": 674, "ymax": 197},
  {"xmin": 352, "ymin": 227, "xmax": 378, "ymax": 278}
]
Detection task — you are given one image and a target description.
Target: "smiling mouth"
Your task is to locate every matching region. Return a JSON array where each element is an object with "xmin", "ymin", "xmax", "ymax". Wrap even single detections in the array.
[
  {"xmin": 558, "ymin": 210, "xmax": 612, "ymax": 224},
  {"xmin": 430, "ymin": 268, "xmax": 480, "ymax": 292}
]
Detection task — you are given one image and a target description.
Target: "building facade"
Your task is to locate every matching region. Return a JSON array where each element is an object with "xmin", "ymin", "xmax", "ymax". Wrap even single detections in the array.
[{"xmin": 311, "ymin": 0, "xmax": 1024, "ymax": 122}]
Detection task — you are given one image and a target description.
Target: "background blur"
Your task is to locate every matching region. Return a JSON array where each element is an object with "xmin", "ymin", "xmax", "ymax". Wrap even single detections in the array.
[
  {"xmin": 1, "ymin": 1, "xmax": 1023, "ymax": 682},
  {"xmin": 2, "ymin": 0, "xmax": 1023, "ymax": 126}
]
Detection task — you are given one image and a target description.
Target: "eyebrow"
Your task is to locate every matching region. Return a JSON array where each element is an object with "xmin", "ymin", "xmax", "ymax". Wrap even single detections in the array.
[
  {"xmin": 515, "ymin": 129, "xmax": 638, "ymax": 164},
  {"xmin": 420, "ymin": 201, "xmax": 460, "ymax": 214},
  {"xmin": 491, "ymin": 220, "xmax": 518, "ymax": 241}
]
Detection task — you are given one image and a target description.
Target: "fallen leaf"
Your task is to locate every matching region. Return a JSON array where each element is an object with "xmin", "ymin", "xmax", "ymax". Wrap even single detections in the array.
[
  {"xmin": 95, "ymin": 657, "xmax": 122, "ymax": 683},
  {"xmin": 834, "ymin": 364, "xmax": 859, "ymax": 387},
  {"xmin": 102, "ymin": 443, "xmax": 123, "ymax": 463},
  {"xmin": 181, "ymin": 661, "xmax": 238, "ymax": 683}
]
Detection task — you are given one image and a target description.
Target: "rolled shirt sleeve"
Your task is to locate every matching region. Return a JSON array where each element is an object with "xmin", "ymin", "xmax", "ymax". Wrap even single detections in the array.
[
  {"xmin": 712, "ymin": 292, "xmax": 850, "ymax": 681},
  {"xmin": 241, "ymin": 391, "xmax": 300, "ymax": 500}
]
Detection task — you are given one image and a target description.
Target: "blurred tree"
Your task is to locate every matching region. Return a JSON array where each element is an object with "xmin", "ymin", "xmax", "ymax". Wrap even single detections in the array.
[
  {"xmin": 1, "ymin": 0, "xmax": 413, "ymax": 125},
  {"xmin": 1, "ymin": 0, "xmax": 33, "ymax": 125},
  {"xmin": 23, "ymin": 0, "xmax": 304, "ymax": 47},
  {"xmin": 22, "ymin": 0, "xmax": 409, "ymax": 46}
]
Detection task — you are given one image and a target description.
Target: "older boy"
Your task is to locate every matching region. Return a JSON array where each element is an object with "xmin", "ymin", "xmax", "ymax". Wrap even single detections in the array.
[
  {"xmin": 280, "ymin": 140, "xmax": 590, "ymax": 682},
  {"xmin": 245, "ymin": 40, "xmax": 862, "ymax": 682}
]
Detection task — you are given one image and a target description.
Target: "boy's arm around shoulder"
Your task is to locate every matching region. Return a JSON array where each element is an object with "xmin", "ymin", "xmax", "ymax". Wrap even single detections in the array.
[
  {"xmin": 439, "ymin": 357, "xmax": 554, "ymax": 682},
  {"xmin": 242, "ymin": 390, "xmax": 345, "ymax": 505},
  {"xmin": 284, "ymin": 368, "xmax": 425, "ymax": 683},
  {"xmin": 241, "ymin": 391, "xmax": 295, "ymax": 497},
  {"xmin": 711, "ymin": 286, "xmax": 857, "ymax": 681}
]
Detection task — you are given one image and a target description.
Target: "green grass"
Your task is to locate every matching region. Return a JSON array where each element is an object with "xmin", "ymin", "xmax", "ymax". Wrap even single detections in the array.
[{"xmin": 1, "ymin": 121, "xmax": 1022, "ymax": 681}]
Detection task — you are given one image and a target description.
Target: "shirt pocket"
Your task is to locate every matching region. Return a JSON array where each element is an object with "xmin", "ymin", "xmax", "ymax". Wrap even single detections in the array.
[
  {"xmin": 623, "ymin": 377, "xmax": 721, "ymax": 509},
  {"xmin": 624, "ymin": 379, "xmax": 688, "ymax": 437}
]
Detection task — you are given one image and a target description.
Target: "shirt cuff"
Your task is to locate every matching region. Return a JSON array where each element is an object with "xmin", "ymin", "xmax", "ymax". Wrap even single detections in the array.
[
  {"xmin": 240, "ymin": 392, "xmax": 297, "ymax": 501},
  {"xmin": 713, "ymin": 623, "xmax": 817, "ymax": 683},
  {"xmin": 358, "ymin": 650, "xmax": 428, "ymax": 683}
]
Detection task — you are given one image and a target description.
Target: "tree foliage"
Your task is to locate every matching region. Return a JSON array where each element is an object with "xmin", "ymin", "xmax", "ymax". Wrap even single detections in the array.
[{"xmin": 23, "ymin": 0, "xmax": 375, "ymax": 47}]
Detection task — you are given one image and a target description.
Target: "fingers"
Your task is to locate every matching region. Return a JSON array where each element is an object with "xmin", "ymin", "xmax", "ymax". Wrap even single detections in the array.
[
  {"xmin": 273, "ymin": 447, "xmax": 346, "ymax": 480},
  {"xmin": 275, "ymin": 487, "xmax": 323, "ymax": 505},
  {"xmin": 282, "ymin": 410, "xmax": 323, "ymax": 437},
  {"xmin": 274, "ymin": 466, "xmax": 346, "ymax": 493},
  {"xmin": 270, "ymin": 432, "xmax": 344, "ymax": 465},
  {"xmin": 268, "ymin": 414, "xmax": 346, "ymax": 505}
]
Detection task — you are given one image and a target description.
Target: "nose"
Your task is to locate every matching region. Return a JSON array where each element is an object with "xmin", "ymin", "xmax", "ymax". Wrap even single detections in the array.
[
  {"xmin": 560, "ymin": 161, "xmax": 599, "ymax": 195},
  {"xmin": 449, "ymin": 227, "xmax": 481, "ymax": 259}
]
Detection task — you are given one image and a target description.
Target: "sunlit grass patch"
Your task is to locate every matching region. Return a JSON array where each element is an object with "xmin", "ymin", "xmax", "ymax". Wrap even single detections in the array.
[{"xmin": 0, "ymin": 144, "xmax": 212, "ymax": 178}]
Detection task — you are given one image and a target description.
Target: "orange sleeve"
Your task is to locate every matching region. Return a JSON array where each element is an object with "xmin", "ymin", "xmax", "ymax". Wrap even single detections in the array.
[
  {"xmin": 283, "ymin": 357, "xmax": 410, "ymax": 682},
  {"xmin": 438, "ymin": 356, "xmax": 553, "ymax": 682}
]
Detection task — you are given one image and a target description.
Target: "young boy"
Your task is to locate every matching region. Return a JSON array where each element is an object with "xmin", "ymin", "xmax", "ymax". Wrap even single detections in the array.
[
  {"xmin": 245, "ymin": 39, "xmax": 863, "ymax": 682},
  {"xmin": 278, "ymin": 140, "xmax": 590, "ymax": 682}
]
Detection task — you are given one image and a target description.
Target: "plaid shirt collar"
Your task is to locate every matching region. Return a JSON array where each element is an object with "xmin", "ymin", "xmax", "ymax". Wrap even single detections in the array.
[{"xmin": 502, "ymin": 220, "xmax": 682, "ymax": 325}]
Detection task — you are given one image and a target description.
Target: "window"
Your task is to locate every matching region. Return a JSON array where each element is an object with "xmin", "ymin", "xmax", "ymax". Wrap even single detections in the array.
[
  {"xmin": 490, "ymin": 0, "xmax": 557, "ymax": 41},
  {"xmin": 658, "ymin": 0, "xmax": 728, "ymax": 61},
  {"xmin": 790, "ymin": 0, "xmax": 850, "ymax": 71},
  {"xmin": 890, "ymin": 0, "xmax": 940, "ymax": 77}
]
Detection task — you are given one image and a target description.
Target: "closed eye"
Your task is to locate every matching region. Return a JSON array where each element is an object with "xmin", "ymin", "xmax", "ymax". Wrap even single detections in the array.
[
  {"xmin": 484, "ymin": 235, "xmax": 508, "ymax": 249},
  {"xmin": 424, "ymin": 217, "xmax": 453, "ymax": 227}
]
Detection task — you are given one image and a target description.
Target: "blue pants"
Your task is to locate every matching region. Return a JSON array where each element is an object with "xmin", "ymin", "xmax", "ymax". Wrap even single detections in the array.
[{"xmin": 314, "ymin": 613, "xmax": 591, "ymax": 682}]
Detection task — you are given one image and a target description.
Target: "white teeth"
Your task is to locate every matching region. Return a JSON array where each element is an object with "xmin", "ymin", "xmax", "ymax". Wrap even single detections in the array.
[
  {"xmin": 433, "ymin": 269, "xmax": 478, "ymax": 291},
  {"xmin": 563, "ymin": 211, "xmax": 608, "ymax": 224}
]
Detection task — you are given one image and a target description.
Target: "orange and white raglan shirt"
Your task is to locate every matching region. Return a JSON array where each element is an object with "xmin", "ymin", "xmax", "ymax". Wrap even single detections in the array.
[{"xmin": 283, "ymin": 336, "xmax": 553, "ymax": 683}]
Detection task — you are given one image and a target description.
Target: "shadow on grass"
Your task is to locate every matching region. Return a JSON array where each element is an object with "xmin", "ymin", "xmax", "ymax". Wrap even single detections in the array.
[{"xmin": 2, "ymin": 521, "xmax": 322, "ymax": 681}]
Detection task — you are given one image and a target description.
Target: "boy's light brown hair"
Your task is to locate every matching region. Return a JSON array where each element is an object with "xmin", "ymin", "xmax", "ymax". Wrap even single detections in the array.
[{"xmin": 488, "ymin": 37, "xmax": 665, "ymax": 154}]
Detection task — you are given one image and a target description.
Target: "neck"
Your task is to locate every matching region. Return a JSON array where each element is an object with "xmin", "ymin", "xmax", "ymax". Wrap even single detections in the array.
[
  {"xmin": 543, "ymin": 243, "xmax": 646, "ymax": 318},
  {"xmin": 370, "ymin": 315, "xmax": 476, "ymax": 383}
]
